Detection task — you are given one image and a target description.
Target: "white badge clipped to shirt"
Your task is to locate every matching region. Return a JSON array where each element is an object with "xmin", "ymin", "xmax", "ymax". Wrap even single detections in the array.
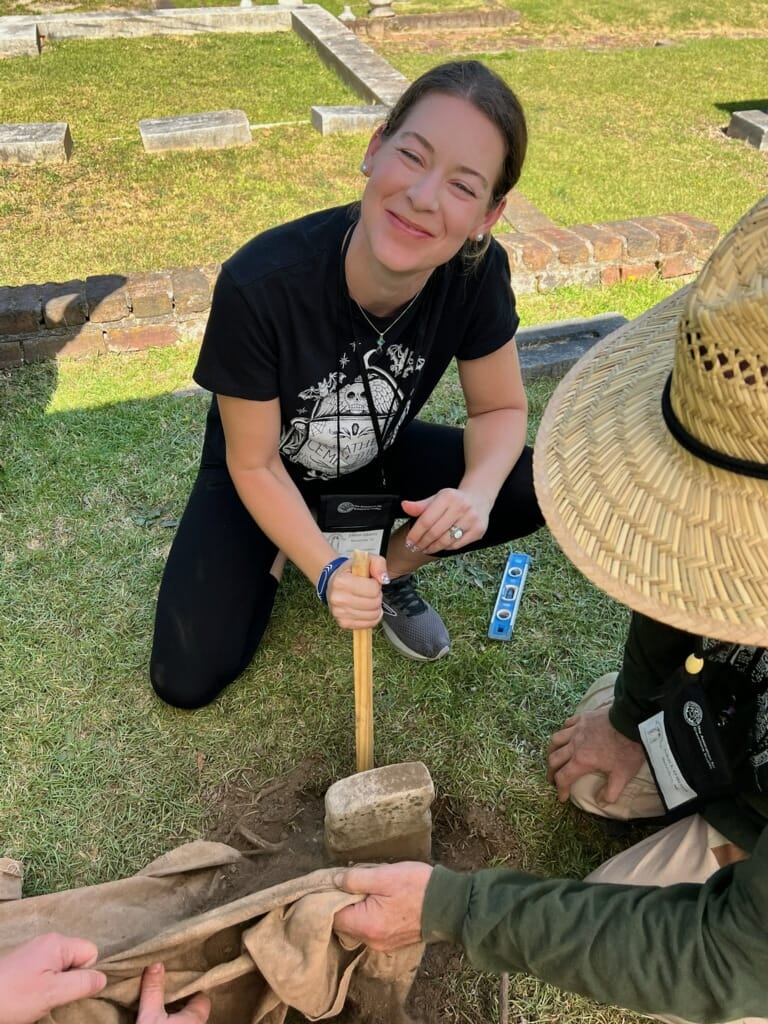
[
  {"xmin": 639, "ymin": 651, "xmax": 738, "ymax": 812},
  {"xmin": 317, "ymin": 494, "xmax": 397, "ymax": 560},
  {"xmin": 638, "ymin": 711, "xmax": 698, "ymax": 810}
]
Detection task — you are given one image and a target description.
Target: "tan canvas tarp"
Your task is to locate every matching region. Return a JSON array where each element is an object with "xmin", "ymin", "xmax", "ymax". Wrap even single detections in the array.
[{"xmin": 0, "ymin": 841, "xmax": 423, "ymax": 1023}]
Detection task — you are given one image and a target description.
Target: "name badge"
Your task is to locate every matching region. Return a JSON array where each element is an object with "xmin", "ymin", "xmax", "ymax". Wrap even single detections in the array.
[
  {"xmin": 317, "ymin": 494, "xmax": 397, "ymax": 560},
  {"xmin": 638, "ymin": 712, "xmax": 698, "ymax": 810},
  {"xmin": 639, "ymin": 680, "xmax": 736, "ymax": 813}
]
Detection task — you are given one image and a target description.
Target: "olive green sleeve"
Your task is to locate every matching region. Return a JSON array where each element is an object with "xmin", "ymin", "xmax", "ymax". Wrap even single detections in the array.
[{"xmin": 421, "ymin": 828, "xmax": 768, "ymax": 1022}]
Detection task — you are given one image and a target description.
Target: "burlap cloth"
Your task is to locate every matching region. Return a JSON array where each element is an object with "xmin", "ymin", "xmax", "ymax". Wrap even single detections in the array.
[
  {"xmin": 0, "ymin": 841, "xmax": 423, "ymax": 1024},
  {"xmin": 0, "ymin": 857, "xmax": 23, "ymax": 901}
]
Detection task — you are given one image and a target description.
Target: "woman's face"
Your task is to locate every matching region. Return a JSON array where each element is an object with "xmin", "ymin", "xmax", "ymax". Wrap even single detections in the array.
[{"xmin": 358, "ymin": 92, "xmax": 507, "ymax": 279}]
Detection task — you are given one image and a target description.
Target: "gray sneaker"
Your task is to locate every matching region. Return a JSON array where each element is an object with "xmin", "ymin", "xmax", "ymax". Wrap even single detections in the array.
[{"xmin": 380, "ymin": 574, "xmax": 450, "ymax": 661}]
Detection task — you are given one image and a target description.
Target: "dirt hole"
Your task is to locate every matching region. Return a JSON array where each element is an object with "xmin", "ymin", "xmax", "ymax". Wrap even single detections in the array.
[{"xmin": 202, "ymin": 759, "xmax": 523, "ymax": 1023}]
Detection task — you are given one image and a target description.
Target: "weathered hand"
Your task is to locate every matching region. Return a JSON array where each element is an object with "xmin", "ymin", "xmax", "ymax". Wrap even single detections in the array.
[
  {"xmin": 401, "ymin": 490, "xmax": 491, "ymax": 555},
  {"xmin": 547, "ymin": 704, "xmax": 646, "ymax": 805},
  {"xmin": 0, "ymin": 933, "xmax": 107, "ymax": 1024},
  {"xmin": 136, "ymin": 963, "xmax": 211, "ymax": 1024},
  {"xmin": 326, "ymin": 554, "xmax": 388, "ymax": 630},
  {"xmin": 333, "ymin": 862, "xmax": 432, "ymax": 952}
]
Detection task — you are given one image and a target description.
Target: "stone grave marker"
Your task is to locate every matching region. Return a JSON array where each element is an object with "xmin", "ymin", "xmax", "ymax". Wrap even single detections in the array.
[
  {"xmin": 311, "ymin": 104, "xmax": 388, "ymax": 136},
  {"xmin": 726, "ymin": 110, "xmax": 768, "ymax": 151},
  {"xmin": 139, "ymin": 110, "xmax": 251, "ymax": 153},
  {"xmin": 0, "ymin": 122, "xmax": 72, "ymax": 164}
]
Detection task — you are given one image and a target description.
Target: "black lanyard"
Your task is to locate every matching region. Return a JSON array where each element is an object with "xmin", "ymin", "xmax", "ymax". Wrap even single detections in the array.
[
  {"xmin": 355, "ymin": 343, "xmax": 391, "ymax": 482},
  {"xmin": 336, "ymin": 225, "xmax": 393, "ymax": 487},
  {"xmin": 336, "ymin": 222, "xmax": 432, "ymax": 488}
]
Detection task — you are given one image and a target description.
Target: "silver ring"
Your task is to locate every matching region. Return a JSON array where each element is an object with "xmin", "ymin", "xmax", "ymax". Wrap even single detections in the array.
[{"xmin": 448, "ymin": 524, "xmax": 464, "ymax": 541}]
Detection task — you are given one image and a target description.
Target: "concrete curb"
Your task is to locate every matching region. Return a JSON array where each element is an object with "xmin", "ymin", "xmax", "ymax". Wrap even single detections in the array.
[
  {"xmin": 291, "ymin": 5, "xmax": 408, "ymax": 107},
  {"xmin": 0, "ymin": 4, "xmax": 291, "ymax": 49},
  {"xmin": 517, "ymin": 313, "xmax": 627, "ymax": 380}
]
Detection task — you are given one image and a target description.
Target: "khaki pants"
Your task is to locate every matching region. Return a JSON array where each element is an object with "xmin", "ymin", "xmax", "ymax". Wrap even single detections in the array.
[{"xmin": 570, "ymin": 674, "xmax": 762, "ymax": 1024}]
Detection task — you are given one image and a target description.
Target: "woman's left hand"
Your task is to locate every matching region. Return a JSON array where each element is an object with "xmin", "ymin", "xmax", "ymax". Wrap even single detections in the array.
[{"xmin": 400, "ymin": 489, "xmax": 490, "ymax": 555}]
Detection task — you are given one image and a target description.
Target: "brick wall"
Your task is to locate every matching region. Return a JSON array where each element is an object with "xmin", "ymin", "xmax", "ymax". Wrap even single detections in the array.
[
  {"xmin": 0, "ymin": 212, "xmax": 719, "ymax": 369},
  {"xmin": 498, "ymin": 213, "xmax": 719, "ymax": 295},
  {"xmin": 0, "ymin": 264, "xmax": 219, "ymax": 369}
]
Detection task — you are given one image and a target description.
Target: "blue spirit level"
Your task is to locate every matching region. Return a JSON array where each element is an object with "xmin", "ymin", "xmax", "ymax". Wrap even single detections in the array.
[{"xmin": 488, "ymin": 552, "xmax": 530, "ymax": 641}]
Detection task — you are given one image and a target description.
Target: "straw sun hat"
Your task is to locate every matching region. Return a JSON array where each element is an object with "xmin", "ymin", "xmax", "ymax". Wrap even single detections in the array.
[{"xmin": 534, "ymin": 195, "xmax": 768, "ymax": 648}]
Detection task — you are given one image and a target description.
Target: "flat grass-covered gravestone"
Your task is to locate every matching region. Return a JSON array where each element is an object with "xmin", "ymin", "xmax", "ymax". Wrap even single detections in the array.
[
  {"xmin": 139, "ymin": 109, "xmax": 252, "ymax": 153},
  {"xmin": 0, "ymin": 122, "xmax": 72, "ymax": 164}
]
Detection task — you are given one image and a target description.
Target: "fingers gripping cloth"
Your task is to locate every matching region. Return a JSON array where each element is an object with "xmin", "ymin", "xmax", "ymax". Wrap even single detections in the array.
[{"xmin": 0, "ymin": 841, "xmax": 424, "ymax": 1023}]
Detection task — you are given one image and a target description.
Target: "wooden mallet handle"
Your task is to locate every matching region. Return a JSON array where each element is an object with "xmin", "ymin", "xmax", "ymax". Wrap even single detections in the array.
[{"xmin": 351, "ymin": 549, "xmax": 374, "ymax": 772}]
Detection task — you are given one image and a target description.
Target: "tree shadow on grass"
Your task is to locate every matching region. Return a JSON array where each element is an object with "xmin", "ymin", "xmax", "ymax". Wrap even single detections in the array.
[{"xmin": 714, "ymin": 98, "xmax": 768, "ymax": 114}]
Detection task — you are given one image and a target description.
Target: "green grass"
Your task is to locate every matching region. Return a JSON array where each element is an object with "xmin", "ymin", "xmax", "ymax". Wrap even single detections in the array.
[
  {"xmin": 0, "ymin": 7, "xmax": 766, "ymax": 1020},
  {"xmin": 384, "ymin": 37, "xmax": 768, "ymax": 234},
  {"xmin": 1, "ymin": 25, "xmax": 766, "ymax": 286},
  {"xmin": 1, "ymin": 350, "xmax": 646, "ymax": 1024},
  {"xmin": 0, "ymin": 343, "xmax": 635, "ymax": 1019},
  {"xmin": 1, "ymin": 31, "xmax": 768, "ymax": 286},
  {"xmin": 512, "ymin": 0, "xmax": 766, "ymax": 33},
  {"xmin": 0, "ymin": 31, "xmax": 365, "ymax": 284}
]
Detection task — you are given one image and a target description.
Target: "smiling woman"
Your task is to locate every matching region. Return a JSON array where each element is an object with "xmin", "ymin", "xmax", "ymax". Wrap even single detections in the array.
[
  {"xmin": 149, "ymin": 60, "xmax": 544, "ymax": 711},
  {"xmin": 352, "ymin": 93, "xmax": 507, "ymax": 287}
]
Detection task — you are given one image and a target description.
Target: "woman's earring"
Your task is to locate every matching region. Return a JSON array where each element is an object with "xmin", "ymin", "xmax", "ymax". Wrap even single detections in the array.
[
  {"xmin": 476, "ymin": 233, "xmax": 485, "ymax": 242},
  {"xmin": 360, "ymin": 161, "xmax": 368, "ymax": 175}
]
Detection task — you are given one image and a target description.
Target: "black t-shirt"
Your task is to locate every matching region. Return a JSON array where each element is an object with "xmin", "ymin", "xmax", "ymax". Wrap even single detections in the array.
[{"xmin": 194, "ymin": 204, "xmax": 519, "ymax": 483}]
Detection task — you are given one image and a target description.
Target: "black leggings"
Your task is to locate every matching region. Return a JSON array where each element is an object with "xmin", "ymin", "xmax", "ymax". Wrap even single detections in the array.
[{"xmin": 150, "ymin": 419, "xmax": 543, "ymax": 708}]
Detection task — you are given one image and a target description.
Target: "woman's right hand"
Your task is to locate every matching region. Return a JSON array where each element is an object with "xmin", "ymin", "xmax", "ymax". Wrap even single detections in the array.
[{"xmin": 326, "ymin": 555, "xmax": 388, "ymax": 630}]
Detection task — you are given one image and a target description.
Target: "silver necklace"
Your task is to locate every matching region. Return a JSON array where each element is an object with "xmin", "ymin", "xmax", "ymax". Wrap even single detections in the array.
[{"xmin": 354, "ymin": 286, "xmax": 424, "ymax": 348}]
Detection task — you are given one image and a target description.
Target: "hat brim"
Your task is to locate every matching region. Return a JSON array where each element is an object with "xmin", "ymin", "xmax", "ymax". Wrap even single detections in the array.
[{"xmin": 533, "ymin": 285, "xmax": 768, "ymax": 648}]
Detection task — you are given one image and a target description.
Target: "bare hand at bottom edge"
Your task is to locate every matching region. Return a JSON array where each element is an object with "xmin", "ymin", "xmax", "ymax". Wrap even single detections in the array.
[
  {"xmin": 0, "ymin": 933, "xmax": 106, "ymax": 1024},
  {"xmin": 136, "ymin": 962, "xmax": 211, "ymax": 1024}
]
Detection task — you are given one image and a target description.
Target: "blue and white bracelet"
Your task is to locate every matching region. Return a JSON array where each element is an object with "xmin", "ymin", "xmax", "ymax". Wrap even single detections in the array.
[{"xmin": 316, "ymin": 556, "xmax": 349, "ymax": 604}]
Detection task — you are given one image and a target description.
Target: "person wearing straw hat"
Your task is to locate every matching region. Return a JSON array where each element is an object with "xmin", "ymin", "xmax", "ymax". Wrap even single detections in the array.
[
  {"xmin": 333, "ymin": 195, "xmax": 768, "ymax": 1023},
  {"xmin": 542, "ymin": 188, "xmax": 768, "ymax": 882}
]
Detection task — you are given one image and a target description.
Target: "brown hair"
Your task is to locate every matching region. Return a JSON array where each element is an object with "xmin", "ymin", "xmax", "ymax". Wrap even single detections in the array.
[{"xmin": 381, "ymin": 60, "xmax": 527, "ymax": 208}]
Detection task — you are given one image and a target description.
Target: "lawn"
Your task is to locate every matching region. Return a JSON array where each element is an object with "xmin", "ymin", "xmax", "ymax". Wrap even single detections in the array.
[
  {"xmin": 0, "ymin": 13, "xmax": 766, "ymax": 309},
  {"xmin": 0, "ymin": 342, "xmax": 638, "ymax": 1021},
  {"xmin": 1, "ymin": 3, "xmax": 767, "ymax": 1021}
]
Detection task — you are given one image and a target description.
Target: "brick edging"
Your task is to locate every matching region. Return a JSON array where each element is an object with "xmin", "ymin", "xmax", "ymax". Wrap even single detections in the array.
[
  {"xmin": 0, "ymin": 213, "xmax": 719, "ymax": 370},
  {"xmin": 0, "ymin": 264, "xmax": 219, "ymax": 368},
  {"xmin": 498, "ymin": 212, "xmax": 719, "ymax": 295}
]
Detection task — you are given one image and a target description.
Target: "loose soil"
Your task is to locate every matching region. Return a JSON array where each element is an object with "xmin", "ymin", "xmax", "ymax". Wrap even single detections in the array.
[
  {"xmin": 363, "ymin": 22, "xmax": 768, "ymax": 56},
  {"xmin": 7, "ymin": 0, "xmax": 768, "ymax": 50},
  {"xmin": 204, "ymin": 759, "xmax": 524, "ymax": 1023}
]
